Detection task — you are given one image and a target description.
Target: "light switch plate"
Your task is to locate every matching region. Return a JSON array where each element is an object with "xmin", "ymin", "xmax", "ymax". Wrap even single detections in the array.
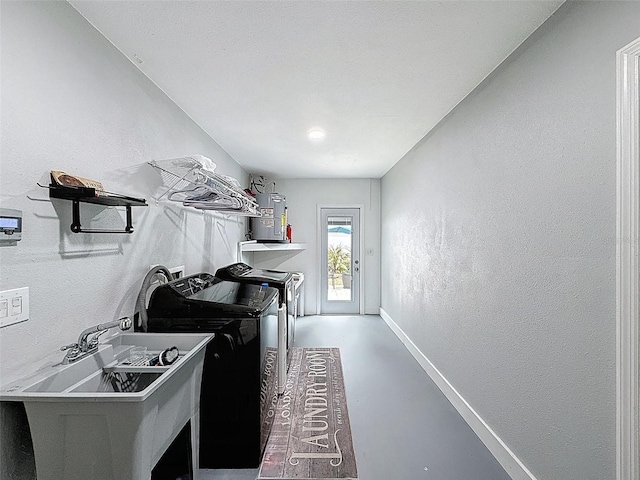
[{"xmin": 0, "ymin": 287, "xmax": 29, "ymax": 328}]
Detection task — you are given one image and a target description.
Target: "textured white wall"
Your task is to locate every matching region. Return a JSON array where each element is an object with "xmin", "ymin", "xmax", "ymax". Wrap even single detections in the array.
[
  {"xmin": 380, "ymin": 2, "xmax": 640, "ymax": 479},
  {"xmin": 0, "ymin": 3, "xmax": 247, "ymax": 476},
  {"xmin": 252, "ymin": 178, "xmax": 381, "ymax": 315}
]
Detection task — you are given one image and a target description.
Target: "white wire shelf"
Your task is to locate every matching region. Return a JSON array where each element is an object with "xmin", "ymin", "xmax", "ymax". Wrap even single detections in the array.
[{"xmin": 148, "ymin": 156, "xmax": 261, "ymax": 217}]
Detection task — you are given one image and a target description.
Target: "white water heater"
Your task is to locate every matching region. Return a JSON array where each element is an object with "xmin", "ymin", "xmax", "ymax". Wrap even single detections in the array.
[{"xmin": 251, "ymin": 193, "xmax": 287, "ymax": 242}]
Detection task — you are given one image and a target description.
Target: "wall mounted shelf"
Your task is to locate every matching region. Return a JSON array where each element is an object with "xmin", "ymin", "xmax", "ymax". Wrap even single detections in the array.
[
  {"xmin": 240, "ymin": 242, "xmax": 307, "ymax": 252},
  {"xmin": 45, "ymin": 184, "xmax": 147, "ymax": 234},
  {"xmin": 237, "ymin": 240, "xmax": 306, "ymax": 263},
  {"xmin": 148, "ymin": 157, "xmax": 261, "ymax": 217}
]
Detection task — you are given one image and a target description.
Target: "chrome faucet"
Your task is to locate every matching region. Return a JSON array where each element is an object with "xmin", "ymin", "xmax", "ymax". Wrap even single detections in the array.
[{"xmin": 61, "ymin": 317, "xmax": 132, "ymax": 364}]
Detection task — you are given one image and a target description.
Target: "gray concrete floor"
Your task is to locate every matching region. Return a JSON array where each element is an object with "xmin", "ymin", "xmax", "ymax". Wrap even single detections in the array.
[{"xmin": 200, "ymin": 315, "xmax": 511, "ymax": 480}]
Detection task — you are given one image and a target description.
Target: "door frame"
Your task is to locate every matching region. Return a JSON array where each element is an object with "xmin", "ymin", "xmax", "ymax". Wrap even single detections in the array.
[
  {"xmin": 316, "ymin": 204, "xmax": 365, "ymax": 315},
  {"xmin": 616, "ymin": 35, "xmax": 640, "ymax": 480}
]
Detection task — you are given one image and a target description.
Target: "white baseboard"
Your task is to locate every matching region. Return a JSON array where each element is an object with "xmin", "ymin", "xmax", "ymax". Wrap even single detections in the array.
[{"xmin": 379, "ymin": 307, "xmax": 537, "ymax": 480}]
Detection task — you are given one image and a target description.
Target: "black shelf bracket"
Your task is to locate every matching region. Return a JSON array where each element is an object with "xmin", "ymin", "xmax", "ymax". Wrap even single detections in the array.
[
  {"xmin": 69, "ymin": 198, "xmax": 135, "ymax": 234},
  {"xmin": 40, "ymin": 183, "xmax": 147, "ymax": 234}
]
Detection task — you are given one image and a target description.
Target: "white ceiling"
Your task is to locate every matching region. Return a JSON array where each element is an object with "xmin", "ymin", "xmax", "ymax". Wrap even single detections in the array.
[{"xmin": 69, "ymin": 0, "xmax": 564, "ymax": 179}]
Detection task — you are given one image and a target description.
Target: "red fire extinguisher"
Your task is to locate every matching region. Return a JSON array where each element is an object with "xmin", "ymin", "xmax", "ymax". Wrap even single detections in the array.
[{"xmin": 286, "ymin": 224, "xmax": 292, "ymax": 243}]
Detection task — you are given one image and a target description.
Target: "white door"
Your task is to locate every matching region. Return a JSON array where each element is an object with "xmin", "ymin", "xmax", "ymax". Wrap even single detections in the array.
[{"xmin": 319, "ymin": 207, "xmax": 360, "ymax": 314}]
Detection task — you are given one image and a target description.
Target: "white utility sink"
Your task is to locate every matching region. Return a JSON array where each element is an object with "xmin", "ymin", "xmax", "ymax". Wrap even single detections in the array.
[{"xmin": 0, "ymin": 332, "xmax": 213, "ymax": 480}]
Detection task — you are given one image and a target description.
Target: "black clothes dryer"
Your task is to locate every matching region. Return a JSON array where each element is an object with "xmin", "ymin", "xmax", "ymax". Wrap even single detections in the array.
[
  {"xmin": 146, "ymin": 273, "xmax": 279, "ymax": 469},
  {"xmin": 215, "ymin": 263, "xmax": 295, "ymax": 393}
]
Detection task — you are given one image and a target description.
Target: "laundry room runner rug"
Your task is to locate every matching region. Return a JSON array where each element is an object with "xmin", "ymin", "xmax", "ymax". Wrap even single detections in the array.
[{"xmin": 258, "ymin": 348, "xmax": 358, "ymax": 480}]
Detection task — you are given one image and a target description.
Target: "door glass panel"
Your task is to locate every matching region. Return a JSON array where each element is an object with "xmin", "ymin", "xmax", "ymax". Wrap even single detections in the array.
[
  {"xmin": 320, "ymin": 206, "xmax": 360, "ymax": 314},
  {"xmin": 327, "ymin": 216, "xmax": 352, "ymax": 302}
]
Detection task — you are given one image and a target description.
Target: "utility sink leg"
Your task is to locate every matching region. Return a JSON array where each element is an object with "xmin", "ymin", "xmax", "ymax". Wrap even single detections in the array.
[{"xmin": 191, "ymin": 413, "xmax": 200, "ymax": 479}]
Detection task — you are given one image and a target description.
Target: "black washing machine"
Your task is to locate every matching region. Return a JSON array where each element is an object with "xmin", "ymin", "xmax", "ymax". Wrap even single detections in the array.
[
  {"xmin": 146, "ymin": 273, "xmax": 279, "ymax": 469},
  {"xmin": 215, "ymin": 263, "xmax": 295, "ymax": 394}
]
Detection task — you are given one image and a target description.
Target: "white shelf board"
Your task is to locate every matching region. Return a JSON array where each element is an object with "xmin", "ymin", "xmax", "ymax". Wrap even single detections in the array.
[{"xmin": 241, "ymin": 242, "xmax": 307, "ymax": 252}]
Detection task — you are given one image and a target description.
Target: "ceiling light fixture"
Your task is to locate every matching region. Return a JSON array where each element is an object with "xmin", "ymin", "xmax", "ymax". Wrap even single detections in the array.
[{"xmin": 307, "ymin": 127, "xmax": 326, "ymax": 141}]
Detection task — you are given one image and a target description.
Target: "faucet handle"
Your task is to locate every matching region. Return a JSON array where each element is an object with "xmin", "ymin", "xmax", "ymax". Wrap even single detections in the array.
[
  {"xmin": 87, "ymin": 330, "xmax": 107, "ymax": 350},
  {"xmin": 61, "ymin": 343, "xmax": 82, "ymax": 364}
]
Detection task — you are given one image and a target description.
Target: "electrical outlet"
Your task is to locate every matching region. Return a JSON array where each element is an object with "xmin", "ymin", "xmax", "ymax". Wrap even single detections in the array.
[
  {"xmin": 169, "ymin": 265, "xmax": 185, "ymax": 280},
  {"xmin": 0, "ymin": 287, "xmax": 29, "ymax": 328}
]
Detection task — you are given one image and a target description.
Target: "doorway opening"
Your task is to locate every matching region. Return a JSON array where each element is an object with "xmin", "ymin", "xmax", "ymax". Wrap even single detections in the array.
[{"xmin": 318, "ymin": 207, "xmax": 362, "ymax": 314}]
